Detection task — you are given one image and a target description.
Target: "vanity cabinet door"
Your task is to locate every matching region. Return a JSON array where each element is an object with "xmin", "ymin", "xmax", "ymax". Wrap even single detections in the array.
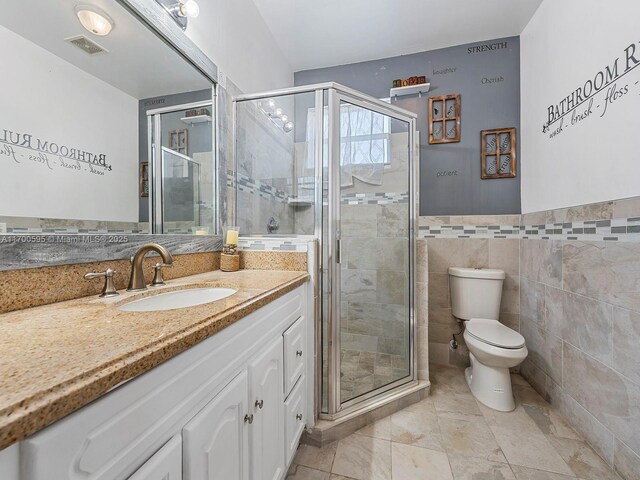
[
  {"xmin": 283, "ymin": 316, "xmax": 305, "ymax": 396},
  {"xmin": 182, "ymin": 371, "xmax": 249, "ymax": 480},
  {"xmin": 248, "ymin": 337, "xmax": 285, "ymax": 480},
  {"xmin": 128, "ymin": 435, "xmax": 182, "ymax": 480}
]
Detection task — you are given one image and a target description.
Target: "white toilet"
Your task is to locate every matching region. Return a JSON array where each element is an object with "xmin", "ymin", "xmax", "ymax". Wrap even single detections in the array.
[{"xmin": 448, "ymin": 267, "xmax": 528, "ymax": 412}]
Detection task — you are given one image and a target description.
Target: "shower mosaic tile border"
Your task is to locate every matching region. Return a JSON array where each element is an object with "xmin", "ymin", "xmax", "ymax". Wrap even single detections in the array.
[
  {"xmin": 237, "ymin": 237, "xmax": 309, "ymax": 252},
  {"xmin": 419, "ymin": 217, "xmax": 640, "ymax": 242},
  {"xmin": 341, "ymin": 192, "xmax": 409, "ymax": 205}
]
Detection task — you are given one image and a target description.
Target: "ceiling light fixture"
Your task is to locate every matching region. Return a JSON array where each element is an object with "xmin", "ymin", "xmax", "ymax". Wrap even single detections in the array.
[
  {"xmin": 75, "ymin": 5, "xmax": 114, "ymax": 36},
  {"xmin": 154, "ymin": 0, "xmax": 200, "ymax": 31}
]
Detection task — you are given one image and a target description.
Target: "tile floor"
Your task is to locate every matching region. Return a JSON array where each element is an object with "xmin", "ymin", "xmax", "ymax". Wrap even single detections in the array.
[{"xmin": 287, "ymin": 365, "xmax": 622, "ymax": 480}]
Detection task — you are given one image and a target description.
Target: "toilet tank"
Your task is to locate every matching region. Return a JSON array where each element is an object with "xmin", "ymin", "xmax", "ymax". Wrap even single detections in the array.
[{"xmin": 448, "ymin": 267, "xmax": 506, "ymax": 320}]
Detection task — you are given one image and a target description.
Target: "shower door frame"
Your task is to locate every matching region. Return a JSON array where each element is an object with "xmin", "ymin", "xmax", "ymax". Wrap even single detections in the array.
[
  {"xmin": 325, "ymin": 88, "xmax": 418, "ymax": 418},
  {"xmin": 232, "ymin": 83, "xmax": 419, "ymax": 420},
  {"xmin": 147, "ymin": 99, "xmax": 216, "ymax": 234}
]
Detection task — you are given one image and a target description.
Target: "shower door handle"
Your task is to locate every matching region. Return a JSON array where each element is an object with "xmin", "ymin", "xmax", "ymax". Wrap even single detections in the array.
[{"xmin": 336, "ymin": 239, "xmax": 341, "ymax": 264}]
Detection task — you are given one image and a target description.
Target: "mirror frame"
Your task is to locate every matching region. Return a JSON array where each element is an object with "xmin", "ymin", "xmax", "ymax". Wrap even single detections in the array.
[{"xmin": 0, "ymin": 0, "xmax": 223, "ymax": 271}]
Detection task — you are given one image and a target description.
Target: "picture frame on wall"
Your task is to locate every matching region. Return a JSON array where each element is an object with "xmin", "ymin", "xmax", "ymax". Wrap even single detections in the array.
[
  {"xmin": 139, "ymin": 162, "xmax": 149, "ymax": 197},
  {"xmin": 481, "ymin": 128, "xmax": 517, "ymax": 179},
  {"xmin": 428, "ymin": 94, "xmax": 461, "ymax": 144}
]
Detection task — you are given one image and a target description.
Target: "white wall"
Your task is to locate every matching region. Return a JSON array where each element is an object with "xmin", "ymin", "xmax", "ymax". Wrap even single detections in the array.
[
  {"xmin": 0, "ymin": 26, "xmax": 139, "ymax": 223},
  {"xmin": 520, "ymin": 0, "xmax": 640, "ymax": 213},
  {"xmin": 185, "ymin": 0, "xmax": 293, "ymax": 93}
]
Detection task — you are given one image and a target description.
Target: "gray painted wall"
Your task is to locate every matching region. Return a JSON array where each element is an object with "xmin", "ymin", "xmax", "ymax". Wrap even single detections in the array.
[{"xmin": 294, "ymin": 37, "xmax": 521, "ymax": 215}]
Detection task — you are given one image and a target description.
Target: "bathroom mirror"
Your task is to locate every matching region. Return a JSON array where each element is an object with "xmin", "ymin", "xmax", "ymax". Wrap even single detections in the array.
[{"xmin": 0, "ymin": 0, "xmax": 216, "ymax": 236}]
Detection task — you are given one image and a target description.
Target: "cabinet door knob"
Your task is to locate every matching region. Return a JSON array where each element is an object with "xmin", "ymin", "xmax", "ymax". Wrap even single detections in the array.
[
  {"xmin": 255, "ymin": 399, "xmax": 264, "ymax": 409},
  {"xmin": 244, "ymin": 414, "xmax": 254, "ymax": 424},
  {"xmin": 296, "ymin": 350, "xmax": 303, "ymax": 357},
  {"xmin": 296, "ymin": 413, "xmax": 303, "ymax": 421}
]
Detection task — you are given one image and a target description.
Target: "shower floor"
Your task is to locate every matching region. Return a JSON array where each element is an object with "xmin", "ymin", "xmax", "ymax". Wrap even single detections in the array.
[
  {"xmin": 340, "ymin": 350, "xmax": 409, "ymax": 403},
  {"xmin": 289, "ymin": 364, "xmax": 621, "ymax": 479}
]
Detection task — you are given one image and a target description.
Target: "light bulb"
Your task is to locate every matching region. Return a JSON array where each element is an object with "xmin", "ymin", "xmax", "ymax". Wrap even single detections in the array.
[
  {"xmin": 75, "ymin": 5, "xmax": 114, "ymax": 36},
  {"xmin": 267, "ymin": 99, "xmax": 276, "ymax": 109},
  {"xmin": 180, "ymin": 0, "xmax": 200, "ymax": 18},
  {"xmin": 284, "ymin": 122, "xmax": 294, "ymax": 132},
  {"xmin": 280, "ymin": 115, "xmax": 288, "ymax": 123},
  {"xmin": 274, "ymin": 107, "xmax": 283, "ymax": 118}
]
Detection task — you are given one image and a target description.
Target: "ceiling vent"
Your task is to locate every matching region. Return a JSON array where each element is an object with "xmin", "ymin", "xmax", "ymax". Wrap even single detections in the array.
[{"xmin": 65, "ymin": 35, "xmax": 108, "ymax": 55}]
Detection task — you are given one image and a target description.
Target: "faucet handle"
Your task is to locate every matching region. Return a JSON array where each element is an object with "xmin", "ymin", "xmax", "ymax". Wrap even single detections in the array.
[
  {"xmin": 150, "ymin": 263, "xmax": 172, "ymax": 286},
  {"xmin": 84, "ymin": 268, "xmax": 119, "ymax": 298}
]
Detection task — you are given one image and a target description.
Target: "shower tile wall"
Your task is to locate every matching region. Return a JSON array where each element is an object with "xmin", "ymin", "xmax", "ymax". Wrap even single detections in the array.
[
  {"xmin": 235, "ymin": 99, "xmax": 296, "ymax": 235},
  {"xmin": 420, "ymin": 215, "xmax": 521, "ymax": 367},
  {"xmin": 340, "ymin": 202, "xmax": 410, "ymax": 401},
  {"xmin": 518, "ymin": 197, "xmax": 640, "ymax": 479},
  {"xmin": 338, "ymin": 132, "xmax": 412, "ymax": 402}
]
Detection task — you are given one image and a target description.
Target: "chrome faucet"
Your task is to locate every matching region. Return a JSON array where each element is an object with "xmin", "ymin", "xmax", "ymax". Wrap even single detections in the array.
[{"xmin": 127, "ymin": 243, "xmax": 173, "ymax": 292}]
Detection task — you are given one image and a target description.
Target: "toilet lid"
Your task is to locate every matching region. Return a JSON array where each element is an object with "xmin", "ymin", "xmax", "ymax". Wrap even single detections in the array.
[{"xmin": 466, "ymin": 318, "xmax": 525, "ymax": 349}]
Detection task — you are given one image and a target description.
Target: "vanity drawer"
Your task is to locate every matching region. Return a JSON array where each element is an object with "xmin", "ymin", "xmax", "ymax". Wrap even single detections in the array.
[
  {"xmin": 284, "ymin": 376, "xmax": 306, "ymax": 466},
  {"xmin": 283, "ymin": 316, "xmax": 305, "ymax": 396}
]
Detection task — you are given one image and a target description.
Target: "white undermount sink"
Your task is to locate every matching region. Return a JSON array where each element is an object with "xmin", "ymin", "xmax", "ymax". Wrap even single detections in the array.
[{"xmin": 118, "ymin": 287, "xmax": 237, "ymax": 312}]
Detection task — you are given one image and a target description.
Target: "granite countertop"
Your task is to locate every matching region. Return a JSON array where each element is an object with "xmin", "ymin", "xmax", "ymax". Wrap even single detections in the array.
[{"xmin": 0, "ymin": 269, "xmax": 309, "ymax": 450}]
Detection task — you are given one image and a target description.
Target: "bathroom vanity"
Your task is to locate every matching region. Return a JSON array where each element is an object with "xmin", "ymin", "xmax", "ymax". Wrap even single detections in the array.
[{"xmin": 0, "ymin": 270, "xmax": 311, "ymax": 480}]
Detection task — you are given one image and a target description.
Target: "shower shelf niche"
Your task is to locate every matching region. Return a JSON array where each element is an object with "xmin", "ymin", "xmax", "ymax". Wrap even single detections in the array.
[
  {"xmin": 287, "ymin": 196, "xmax": 314, "ymax": 206},
  {"xmin": 180, "ymin": 114, "xmax": 212, "ymax": 125}
]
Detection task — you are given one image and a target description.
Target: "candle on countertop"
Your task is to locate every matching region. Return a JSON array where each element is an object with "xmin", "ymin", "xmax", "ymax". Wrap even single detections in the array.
[{"xmin": 226, "ymin": 229, "xmax": 239, "ymax": 245}]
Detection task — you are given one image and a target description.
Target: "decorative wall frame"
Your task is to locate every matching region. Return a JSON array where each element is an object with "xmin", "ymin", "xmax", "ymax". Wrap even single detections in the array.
[
  {"xmin": 168, "ymin": 128, "xmax": 188, "ymax": 155},
  {"xmin": 481, "ymin": 128, "xmax": 517, "ymax": 179},
  {"xmin": 428, "ymin": 94, "xmax": 461, "ymax": 144},
  {"xmin": 139, "ymin": 162, "xmax": 149, "ymax": 197}
]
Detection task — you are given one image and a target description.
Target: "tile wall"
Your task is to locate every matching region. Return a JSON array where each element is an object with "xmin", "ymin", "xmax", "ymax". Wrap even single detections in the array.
[
  {"xmin": 418, "ymin": 197, "xmax": 640, "ymax": 479},
  {"xmin": 419, "ymin": 215, "xmax": 521, "ymax": 368},
  {"xmin": 518, "ymin": 197, "xmax": 640, "ymax": 479}
]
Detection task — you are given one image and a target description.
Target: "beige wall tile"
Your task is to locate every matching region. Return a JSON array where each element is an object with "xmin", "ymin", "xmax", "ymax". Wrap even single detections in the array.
[
  {"xmin": 613, "ymin": 196, "xmax": 640, "ymax": 219},
  {"xmin": 416, "ymin": 239, "xmax": 428, "ymax": 283},
  {"xmin": 415, "ymin": 281, "xmax": 428, "ymax": 326},
  {"xmin": 489, "ymin": 239, "xmax": 520, "ymax": 275},
  {"xmin": 547, "ymin": 201, "xmax": 614, "ymax": 223},
  {"xmin": 520, "ymin": 320, "xmax": 562, "ymax": 384},
  {"xmin": 546, "ymin": 379, "xmax": 615, "ymax": 465},
  {"xmin": 563, "ymin": 342, "xmax": 640, "ymax": 455},
  {"xmin": 521, "ymin": 211, "xmax": 547, "ymax": 225},
  {"xmin": 428, "ymin": 273, "xmax": 450, "ymax": 310},
  {"xmin": 427, "ymin": 238, "xmax": 489, "ymax": 274},
  {"xmin": 613, "ymin": 307, "xmax": 640, "ymax": 385},
  {"xmin": 419, "ymin": 216, "xmax": 450, "ymax": 226},
  {"xmin": 614, "ymin": 439, "xmax": 640, "ymax": 480},
  {"xmin": 500, "ymin": 274, "xmax": 520, "ymax": 314},
  {"xmin": 545, "ymin": 286, "xmax": 613, "ymax": 366},
  {"xmin": 563, "ymin": 241, "xmax": 640, "ymax": 312},
  {"xmin": 451, "ymin": 215, "xmax": 521, "ymax": 226},
  {"xmin": 520, "ymin": 239, "xmax": 562, "ymax": 287},
  {"xmin": 520, "ymin": 278, "xmax": 545, "ymax": 327}
]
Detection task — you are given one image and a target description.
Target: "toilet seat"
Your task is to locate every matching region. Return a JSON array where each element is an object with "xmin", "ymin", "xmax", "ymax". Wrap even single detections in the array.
[{"xmin": 465, "ymin": 318, "xmax": 525, "ymax": 349}]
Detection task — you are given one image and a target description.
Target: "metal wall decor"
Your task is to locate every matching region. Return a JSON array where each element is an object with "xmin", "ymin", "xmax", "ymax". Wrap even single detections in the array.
[
  {"xmin": 481, "ymin": 128, "xmax": 516, "ymax": 179},
  {"xmin": 428, "ymin": 94, "xmax": 461, "ymax": 144}
]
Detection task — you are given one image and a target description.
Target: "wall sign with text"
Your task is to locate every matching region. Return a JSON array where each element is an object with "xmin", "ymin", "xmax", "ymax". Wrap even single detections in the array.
[
  {"xmin": 542, "ymin": 40, "xmax": 640, "ymax": 138},
  {"xmin": 0, "ymin": 128, "xmax": 113, "ymax": 176}
]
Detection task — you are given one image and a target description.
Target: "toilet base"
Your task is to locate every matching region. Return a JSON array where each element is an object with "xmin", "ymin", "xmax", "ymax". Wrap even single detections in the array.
[{"xmin": 465, "ymin": 353, "xmax": 515, "ymax": 412}]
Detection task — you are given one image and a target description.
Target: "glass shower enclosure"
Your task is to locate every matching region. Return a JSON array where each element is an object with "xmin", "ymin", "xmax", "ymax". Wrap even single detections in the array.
[
  {"xmin": 147, "ymin": 100, "xmax": 215, "ymax": 234},
  {"xmin": 234, "ymin": 83, "xmax": 418, "ymax": 419}
]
